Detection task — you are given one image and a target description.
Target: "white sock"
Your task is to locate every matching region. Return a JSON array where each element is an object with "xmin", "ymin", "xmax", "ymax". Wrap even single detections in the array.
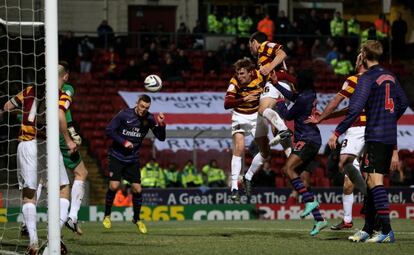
[
  {"xmin": 60, "ymin": 198, "xmax": 70, "ymax": 229},
  {"xmin": 262, "ymin": 108, "xmax": 287, "ymax": 131},
  {"xmin": 245, "ymin": 153, "xmax": 265, "ymax": 181},
  {"xmin": 68, "ymin": 180, "xmax": 85, "ymax": 222},
  {"xmin": 280, "ymin": 139, "xmax": 292, "ymax": 157},
  {"xmin": 231, "ymin": 156, "xmax": 242, "ymax": 190},
  {"xmin": 22, "ymin": 202, "xmax": 38, "ymax": 246},
  {"xmin": 35, "ymin": 183, "xmax": 43, "ymax": 206},
  {"xmin": 343, "ymin": 193, "xmax": 354, "ymax": 223}
]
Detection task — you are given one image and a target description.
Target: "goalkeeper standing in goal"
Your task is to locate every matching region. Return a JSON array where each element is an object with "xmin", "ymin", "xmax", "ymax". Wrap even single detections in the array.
[
  {"xmin": 103, "ymin": 94, "xmax": 166, "ymax": 233},
  {"xmin": 58, "ymin": 61, "xmax": 88, "ymax": 235}
]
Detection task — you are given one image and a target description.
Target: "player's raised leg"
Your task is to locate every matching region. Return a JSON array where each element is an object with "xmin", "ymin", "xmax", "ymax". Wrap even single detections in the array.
[
  {"xmin": 230, "ymin": 132, "xmax": 245, "ymax": 201},
  {"xmin": 131, "ymin": 182, "xmax": 147, "ymax": 234}
]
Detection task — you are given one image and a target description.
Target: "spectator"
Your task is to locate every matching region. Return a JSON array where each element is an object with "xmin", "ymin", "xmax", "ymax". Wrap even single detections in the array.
[
  {"xmin": 257, "ymin": 13, "xmax": 275, "ymax": 41},
  {"xmin": 253, "ymin": 161, "xmax": 276, "ymax": 187},
  {"xmin": 138, "ymin": 52, "xmax": 151, "ymax": 75},
  {"xmin": 235, "ymin": 43, "xmax": 250, "ymax": 60},
  {"xmin": 275, "ymin": 10, "xmax": 290, "ymax": 35},
  {"xmin": 347, "ymin": 15, "xmax": 360, "ymax": 36},
  {"xmin": 287, "ymin": 20, "xmax": 303, "ymax": 35},
  {"xmin": 114, "ymin": 37, "xmax": 126, "ymax": 59},
  {"xmin": 344, "ymin": 44, "xmax": 357, "ymax": 66},
  {"xmin": 330, "ymin": 12, "xmax": 345, "ymax": 37},
  {"xmin": 141, "ymin": 158, "xmax": 165, "ymax": 188},
  {"xmin": 177, "ymin": 22, "xmax": 190, "ymax": 34},
  {"xmin": 175, "ymin": 49, "xmax": 191, "ymax": 73},
  {"xmin": 113, "ymin": 181, "xmax": 132, "ymax": 207},
  {"xmin": 325, "ymin": 45, "xmax": 339, "ymax": 66},
  {"xmin": 237, "ymin": 10, "xmax": 253, "ymax": 38},
  {"xmin": 284, "ymin": 40, "xmax": 296, "ymax": 58},
  {"xmin": 319, "ymin": 13, "xmax": 331, "ymax": 35},
  {"xmin": 103, "ymin": 46, "xmax": 120, "ymax": 79},
  {"xmin": 139, "ymin": 22, "xmax": 151, "ymax": 48},
  {"xmin": 203, "ymin": 51, "xmax": 220, "ymax": 75},
  {"xmin": 146, "ymin": 42, "xmax": 160, "ymax": 66},
  {"xmin": 307, "ymin": 9, "xmax": 320, "ymax": 35},
  {"xmin": 121, "ymin": 59, "xmax": 141, "ymax": 81},
  {"xmin": 202, "ymin": 160, "xmax": 226, "ymax": 187},
  {"xmin": 222, "ymin": 11, "xmax": 237, "ymax": 35},
  {"xmin": 161, "ymin": 53, "xmax": 182, "ymax": 82},
  {"xmin": 97, "ymin": 19, "xmax": 114, "ymax": 47},
  {"xmin": 164, "ymin": 163, "xmax": 183, "ymax": 188},
  {"xmin": 311, "ymin": 38, "xmax": 329, "ymax": 62},
  {"xmin": 59, "ymin": 31, "xmax": 77, "ymax": 71},
  {"xmin": 361, "ymin": 23, "xmax": 385, "ymax": 44},
  {"xmin": 391, "ymin": 12, "xmax": 408, "ymax": 58},
  {"xmin": 251, "ymin": 7, "xmax": 263, "ymax": 33},
  {"xmin": 182, "ymin": 160, "xmax": 203, "ymax": 187},
  {"xmin": 331, "ymin": 53, "xmax": 353, "ymax": 76},
  {"xmin": 375, "ymin": 13, "xmax": 390, "ymax": 35},
  {"xmin": 192, "ymin": 19, "xmax": 206, "ymax": 49},
  {"xmin": 223, "ymin": 42, "xmax": 236, "ymax": 66},
  {"xmin": 78, "ymin": 35, "xmax": 94, "ymax": 74},
  {"xmin": 296, "ymin": 38, "xmax": 308, "ymax": 58},
  {"xmin": 390, "ymin": 160, "xmax": 412, "ymax": 186},
  {"xmin": 208, "ymin": 8, "xmax": 222, "ymax": 34}
]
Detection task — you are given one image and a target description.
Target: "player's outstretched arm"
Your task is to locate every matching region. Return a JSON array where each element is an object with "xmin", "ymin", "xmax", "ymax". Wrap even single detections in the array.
[
  {"xmin": 275, "ymin": 95, "xmax": 305, "ymax": 121},
  {"xmin": 306, "ymin": 94, "xmax": 346, "ymax": 124},
  {"xmin": 152, "ymin": 113, "xmax": 166, "ymax": 141},
  {"xmin": 260, "ymin": 49, "xmax": 287, "ymax": 76}
]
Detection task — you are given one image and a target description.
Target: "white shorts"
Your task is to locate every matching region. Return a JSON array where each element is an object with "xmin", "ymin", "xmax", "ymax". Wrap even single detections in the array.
[
  {"xmin": 340, "ymin": 126, "xmax": 365, "ymax": 157},
  {"xmin": 260, "ymin": 81, "xmax": 292, "ymax": 100},
  {"xmin": 17, "ymin": 140, "xmax": 69, "ymax": 190},
  {"xmin": 231, "ymin": 111, "xmax": 258, "ymax": 136}
]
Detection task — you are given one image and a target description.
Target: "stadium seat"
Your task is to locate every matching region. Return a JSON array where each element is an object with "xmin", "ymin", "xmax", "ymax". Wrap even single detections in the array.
[{"xmin": 275, "ymin": 177, "xmax": 285, "ymax": 187}]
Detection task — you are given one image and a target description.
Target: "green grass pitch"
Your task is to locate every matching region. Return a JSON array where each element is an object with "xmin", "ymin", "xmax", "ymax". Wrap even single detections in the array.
[{"xmin": 1, "ymin": 219, "xmax": 414, "ymax": 254}]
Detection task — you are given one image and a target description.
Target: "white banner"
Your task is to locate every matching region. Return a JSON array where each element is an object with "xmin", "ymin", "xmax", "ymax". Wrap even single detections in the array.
[{"xmin": 154, "ymin": 124, "xmax": 414, "ymax": 152}]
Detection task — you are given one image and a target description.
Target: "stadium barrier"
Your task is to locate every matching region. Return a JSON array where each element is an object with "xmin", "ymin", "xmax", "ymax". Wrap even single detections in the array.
[{"xmin": 2, "ymin": 187, "xmax": 414, "ymax": 222}]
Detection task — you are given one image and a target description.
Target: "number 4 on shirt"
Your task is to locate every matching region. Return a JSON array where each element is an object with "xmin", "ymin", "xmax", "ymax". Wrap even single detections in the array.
[{"xmin": 385, "ymin": 82, "xmax": 394, "ymax": 113}]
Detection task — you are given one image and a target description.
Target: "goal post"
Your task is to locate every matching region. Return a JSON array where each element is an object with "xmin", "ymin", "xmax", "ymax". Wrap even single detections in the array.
[{"xmin": 44, "ymin": 0, "xmax": 61, "ymax": 253}]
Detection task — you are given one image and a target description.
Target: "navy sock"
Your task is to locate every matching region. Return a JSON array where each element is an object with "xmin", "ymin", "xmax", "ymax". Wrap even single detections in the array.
[
  {"xmin": 105, "ymin": 189, "xmax": 117, "ymax": 216},
  {"xmin": 362, "ymin": 189, "xmax": 376, "ymax": 235},
  {"xmin": 311, "ymin": 208, "xmax": 324, "ymax": 221},
  {"xmin": 290, "ymin": 177, "xmax": 314, "ymax": 203},
  {"xmin": 371, "ymin": 185, "xmax": 392, "ymax": 234},
  {"xmin": 132, "ymin": 192, "xmax": 143, "ymax": 222}
]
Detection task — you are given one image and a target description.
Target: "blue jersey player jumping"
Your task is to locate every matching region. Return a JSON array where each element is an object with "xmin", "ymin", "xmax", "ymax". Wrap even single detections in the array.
[
  {"xmin": 329, "ymin": 40, "xmax": 409, "ymax": 243},
  {"xmin": 103, "ymin": 94, "xmax": 166, "ymax": 233},
  {"xmin": 273, "ymin": 70, "xmax": 328, "ymax": 236}
]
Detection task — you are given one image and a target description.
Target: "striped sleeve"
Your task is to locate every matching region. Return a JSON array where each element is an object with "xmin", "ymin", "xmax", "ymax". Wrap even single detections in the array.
[
  {"xmin": 10, "ymin": 88, "xmax": 28, "ymax": 107},
  {"xmin": 338, "ymin": 76, "xmax": 358, "ymax": 98},
  {"xmin": 335, "ymin": 74, "xmax": 370, "ymax": 136},
  {"xmin": 59, "ymin": 93, "xmax": 72, "ymax": 112}
]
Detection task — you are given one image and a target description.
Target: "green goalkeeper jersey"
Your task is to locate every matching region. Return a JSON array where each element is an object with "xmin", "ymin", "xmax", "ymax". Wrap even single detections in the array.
[{"xmin": 62, "ymin": 82, "xmax": 74, "ymax": 123}]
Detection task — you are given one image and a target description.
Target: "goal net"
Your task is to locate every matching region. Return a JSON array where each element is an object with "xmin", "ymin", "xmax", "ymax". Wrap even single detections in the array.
[{"xmin": 0, "ymin": 0, "xmax": 61, "ymax": 253}]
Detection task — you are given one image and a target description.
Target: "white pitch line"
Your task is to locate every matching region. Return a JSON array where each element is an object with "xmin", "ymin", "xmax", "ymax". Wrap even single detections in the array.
[{"xmin": 0, "ymin": 251, "xmax": 22, "ymax": 255}]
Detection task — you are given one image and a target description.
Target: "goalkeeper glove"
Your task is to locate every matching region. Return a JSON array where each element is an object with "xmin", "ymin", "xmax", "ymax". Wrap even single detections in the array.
[{"xmin": 68, "ymin": 126, "xmax": 82, "ymax": 146}]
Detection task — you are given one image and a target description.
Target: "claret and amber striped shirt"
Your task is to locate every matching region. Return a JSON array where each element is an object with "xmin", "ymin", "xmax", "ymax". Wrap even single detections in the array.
[
  {"xmin": 224, "ymin": 70, "xmax": 264, "ymax": 114},
  {"xmin": 337, "ymin": 74, "xmax": 367, "ymax": 127}
]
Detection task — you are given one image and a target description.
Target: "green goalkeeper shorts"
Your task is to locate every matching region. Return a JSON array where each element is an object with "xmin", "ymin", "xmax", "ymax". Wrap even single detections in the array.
[{"xmin": 60, "ymin": 135, "xmax": 82, "ymax": 170}]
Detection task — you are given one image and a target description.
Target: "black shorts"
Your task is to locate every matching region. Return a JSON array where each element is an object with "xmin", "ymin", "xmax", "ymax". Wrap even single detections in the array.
[
  {"xmin": 292, "ymin": 140, "xmax": 321, "ymax": 172},
  {"xmin": 361, "ymin": 141, "xmax": 394, "ymax": 175},
  {"xmin": 108, "ymin": 155, "xmax": 141, "ymax": 184}
]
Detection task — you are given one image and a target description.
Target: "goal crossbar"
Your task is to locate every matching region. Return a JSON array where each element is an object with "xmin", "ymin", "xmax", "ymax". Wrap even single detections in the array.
[{"xmin": 0, "ymin": 17, "xmax": 44, "ymax": 26}]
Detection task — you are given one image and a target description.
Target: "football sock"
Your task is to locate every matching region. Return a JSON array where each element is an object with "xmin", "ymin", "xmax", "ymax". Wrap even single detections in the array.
[
  {"xmin": 371, "ymin": 185, "xmax": 392, "ymax": 234},
  {"xmin": 132, "ymin": 192, "xmax": 143, "ymax": 222},
  {"xmin": 291, "ymin": 177, "xmax": 314, "ymax": 203},
  {"xmin": 262, "ymin": 108, "xmax": 288, "ymax": 131},
  {"xmin": 343, "ymin": 193, "xmax": 354, "ymax": 223},
  {"xmin": 105, "ymin": 189, "xmax": 117, "ymax": 216},
  {"xmin": 244, "ymin": 153, "xmax": 265, "ymax": 181},
  {"xmin": 343, "ymin": 162, "xmax": 366, "ymax": 195},
  {"xmin": 311, "ymin": 208, "xmax": 324, "ymax": 221},
  {"xmin": 35, "ymin": 183, "xmax": 43, "ymax": 206},
  {"xmin": 231, "ymin": 155, "xmax": 242, "ymax": 190},
  {"xmin": 362, "ymin": 189, "xmax": 376, "ymax": 235},
  {"xmin": 22, "ymin": 202, "xmax": 38, "ymax": 246},
  {"xmin": 59, "ymin": 198, "xmax": 70, "ymax": 228},
  {"xmin": 68, "ymin": 180, "xmax": 85, "ymax": 222}
]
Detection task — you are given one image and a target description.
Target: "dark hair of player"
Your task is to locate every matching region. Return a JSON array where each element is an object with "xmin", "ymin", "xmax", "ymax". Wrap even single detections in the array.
[
  {"xmin": 360, "ymin": 40, "xmax": 383, "ymax": 61},
  {"xmin": 295, "ymin": 69, "xmax": 315, "ymax": 92},
  {"xmin": 249, "ymin": 31, "xmax": 267, "ymax": 43},
  {"xmin": 233, "ymin": 58, "xmax": 255, "ymax": 72},
  {"xmin": 138, "ymin": 94, "xmax": 152, "ymax": 103}
]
